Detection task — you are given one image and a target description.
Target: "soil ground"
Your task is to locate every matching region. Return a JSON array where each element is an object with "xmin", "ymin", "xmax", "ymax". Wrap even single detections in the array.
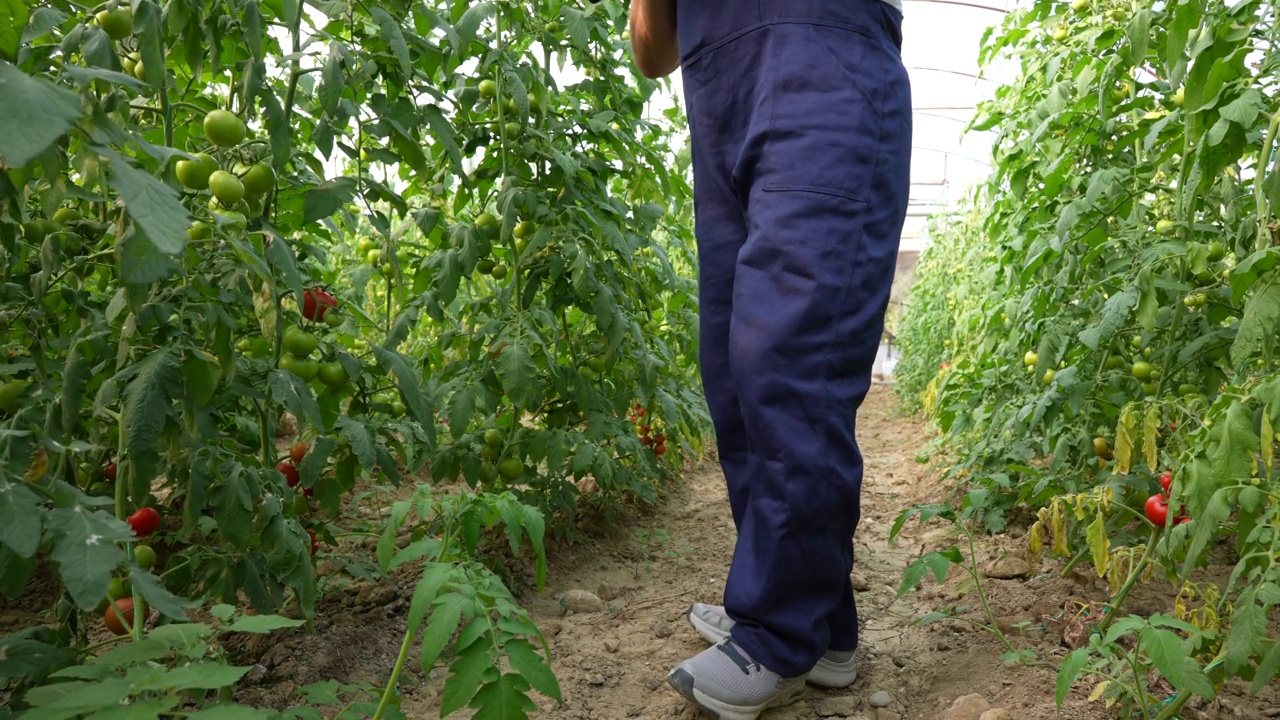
[{"xmin": 5, "ymin": 385, "xmax": 1279, "ymax": 719}]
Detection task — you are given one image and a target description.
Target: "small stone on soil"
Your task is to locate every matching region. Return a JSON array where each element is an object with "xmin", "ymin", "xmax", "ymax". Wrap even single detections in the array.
[
  {"xmin": 596, "ymin": 581, "xmax": 622, "ymax": 600},
  {"xmin": 876, "ymin": 710, "xmax": 902, "ymax": 720},
  {"xmin": 982, "ymin": 556, "xmax": 1030, "ymax": 579},
  {"xmin": 562, "ymin": 589, "xmax": 606, "ymax": 614},
  {"xmin": 869, "ymin": 690, "xmax": 893, "ymax": 707},
  {"xmin": 851, "ymin": 572, "xmax": 871, "ymax": 591},
  {"xmin": 941, "ymin": 694, "xmax": 991, "ymax": 720},
  {"xmin": 812, "ymin": 697, "xmax": 861, "ymax": 716},
  {"xmin": 978, "ymin": 710, "xmax": 1013, "ymax": 720},
  {"xmin": 604, "ymin": 639, "xmax": 619, "ymax": 653}
]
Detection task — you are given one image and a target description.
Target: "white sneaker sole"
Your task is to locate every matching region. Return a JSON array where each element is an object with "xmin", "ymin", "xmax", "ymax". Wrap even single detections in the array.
[
  {"xmin": 688, "ymin": 606, "xmax": 858, "ymax": 689},
  {"xmin": 667, "ymin": 666, "xmax": 806, "ymax": 720}
]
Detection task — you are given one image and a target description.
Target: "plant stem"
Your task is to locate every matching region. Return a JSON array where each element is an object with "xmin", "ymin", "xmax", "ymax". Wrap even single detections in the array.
[
  {"xmin": 1097, "ymin": 526, "xmax": 1160, "ymax": 634},
  {"xmin": 1254, "ymin": 108, "xmax": 1280, "ymax": 253},
  {"xmin": 372, "ymin": 626, "xmax": 414, "ymax": 720}
]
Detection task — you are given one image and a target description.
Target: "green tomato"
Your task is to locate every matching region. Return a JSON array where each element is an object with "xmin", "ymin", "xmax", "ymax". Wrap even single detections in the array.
[
  {"xmin": 0, "ymin": 380, "xmax": 31, "ymax": 414},
  {"xmin": 133, "ymin": 545, "xmax": 157, "ymax": 570},
  {"xmin": 317, "ymin": 361, "xmax": 349, "ymax": 388},
  {"xmin": 204, "ymin": 109, "xmax": 247, "ymax": 147},
  {"xmin": 283, "ymin": 326, "xmax": 319, "ymax": 358},
  {"xmin": 279, "ymin": 354, "xmax": 319, "ymax": 382},
  {"xmin": 175, "ymin": 152, "xmax": 217, "ymax": 190}
]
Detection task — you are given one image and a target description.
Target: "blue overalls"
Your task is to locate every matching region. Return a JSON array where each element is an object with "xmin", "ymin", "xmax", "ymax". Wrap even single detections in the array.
[{"xmin": 676, "ymin": 0, "xmax": 913, "ymax": 678}]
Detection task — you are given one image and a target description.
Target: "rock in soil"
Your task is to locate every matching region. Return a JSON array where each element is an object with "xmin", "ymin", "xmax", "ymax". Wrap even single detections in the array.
[
  {"xmin": 982, "ymin": 556, "xmax": 1030, "ymax": 579},
  {"xmin": 869, "ymin": 690, "xmax": 893, "ymax": 707},
  {"xmin": 979, "ymin": 710, "xmax": 1013, "ymax": 720},
  {"xmin": 562, "ymin": 589, "xmax": 605, "ymax": 614},
  {"xmin": 812, "ymin": 696, "xmax": 860, "ymax": 716},
  {"xmin": 941, "ymin": 694, "xmax": 992, "ymax": 720}
]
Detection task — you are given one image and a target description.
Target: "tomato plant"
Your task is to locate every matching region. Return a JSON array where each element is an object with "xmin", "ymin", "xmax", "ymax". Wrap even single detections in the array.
[
  {"xmin": 895, "ymin": 0, "xmax": 1280, "ymax": 716},
  {"xmin": 1, "ymin": 0, "xmax": 708, "ymax": 715}
]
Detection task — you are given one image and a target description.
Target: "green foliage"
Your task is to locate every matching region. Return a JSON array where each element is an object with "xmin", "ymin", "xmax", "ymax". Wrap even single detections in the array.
[
  {"xmin": 896, "ymin": 0, "xmax": 1280, "ymax": 715},
  {"xmin": 1, "ymin": 0, "xmax": 708, "ymax": 716}
]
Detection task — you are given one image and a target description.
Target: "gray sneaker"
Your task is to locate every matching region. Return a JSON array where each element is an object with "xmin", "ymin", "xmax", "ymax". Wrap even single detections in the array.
[
  {"xmin": 667, "ymin": 638, "xmax": 807, "ymax": 720},
  {"xmin": 687, "ymin": 603, "xmax": 858, "ymax": 688}
]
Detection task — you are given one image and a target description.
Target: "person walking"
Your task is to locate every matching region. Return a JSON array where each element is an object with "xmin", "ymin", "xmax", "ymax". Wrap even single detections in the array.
[{"xmin": 628, "ymin": 0, "xmax": 913, "ymax": 717}]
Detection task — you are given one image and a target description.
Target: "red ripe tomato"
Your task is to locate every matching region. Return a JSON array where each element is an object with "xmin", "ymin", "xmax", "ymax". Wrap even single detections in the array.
[
  {"xmin": 103, "ymin": 461, "xmax": 117, "ymax": 482},
  {"xmin": 127, "ymin": 507, "xmax": 160, "ymax": 538},
  {"xmin": 301, "ymin": 287, "xmax": 338, "ymax": 322},
  {"xmin": 1144, "ymin": 494, "xmax": 1169, "ymax": 526},
  {"xmin": 290, "ymin": 441, "xmax": 307, "ymax": 464},
  {"xmin": 277, "ymin": 461, "xmax": 300, "ymax": 488},
  {"xmin": 306, "ymin": 528, "xmax": 319, "ymax": 556},
  {"xmin": 640, "ymin": 435, "xmax": 653, "ymax": 446},
  {"xmin": 104, "ymin": 597, "xmax": 136, "ymax": 635},
  {"xmin": 1159, "ymin": 470, "xmax": 1173, "ymax": 493},
  {"xmin": 654, "ymin": 444, "xmax": 667, "ymax": 457},
  {"xmin": 1176, "ymin": 514, "xmax": 1191, "ymax": 525}
]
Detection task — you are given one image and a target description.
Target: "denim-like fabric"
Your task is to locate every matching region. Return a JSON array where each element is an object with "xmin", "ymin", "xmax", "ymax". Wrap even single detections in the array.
[{"xmin": 677, "ymin": 0, "xmax": 913, "ymax": 678}]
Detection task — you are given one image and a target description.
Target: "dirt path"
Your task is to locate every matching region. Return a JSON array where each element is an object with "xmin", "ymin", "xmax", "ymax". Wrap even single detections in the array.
[
  {"xmin": 401, "ymin": 385, "xmax": 1110, "ymax": 720},
  {"xmin": 230, "ymin": 385, "xmax": 1278, "ymax": 719}
]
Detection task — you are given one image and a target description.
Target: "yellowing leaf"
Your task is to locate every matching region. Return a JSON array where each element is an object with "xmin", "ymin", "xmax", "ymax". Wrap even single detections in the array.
[
  {"xmin": 1028, "ymin": 522, "xmax": 1044, "ymax": 565},
  {"xmin": 24, "ymin": 446, "xmax": 48, "ymax": 482},
  {"xmin": 1052, "ymin": 502, "xmax": 1070, "ymax": 557},
  {"xmin": 1263, "ymin": 407, "xmax": 1274, "ymax": 473},
  {"xmin": 1143, "ymin": 404, "xmax": 1160, "ymax": 473},
  {"xmin": 1087, "ymin": 509, "xmax": 1110, "ymax": 578},
  {"xmin": 1089, "ymin": 680, "xmax": 1112, "ymax": 702},
  {"xmin": 1115, "ymin": 404, "xmax": 1136, "ymax": 475}
]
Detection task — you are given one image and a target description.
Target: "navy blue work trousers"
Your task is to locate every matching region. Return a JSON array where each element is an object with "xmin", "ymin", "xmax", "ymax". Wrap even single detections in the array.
[{"xmin": 676, "ymin": 0, "xmax": 913, "ymax": 678}]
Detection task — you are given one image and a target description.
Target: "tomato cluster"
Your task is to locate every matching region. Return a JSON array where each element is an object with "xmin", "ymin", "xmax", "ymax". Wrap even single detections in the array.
[
  {"xmin": 628, "ymin": 403, "xmax": 668, "ymax": 457},
  {"xmin": 1144, "ymin": 469, "xmax": 1190, "ymax": 527}
]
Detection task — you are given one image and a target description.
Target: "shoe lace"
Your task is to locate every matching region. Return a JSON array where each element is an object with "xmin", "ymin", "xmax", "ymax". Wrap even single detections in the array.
[{"xmin": 716, "ymin": 639, "xmax": 760, "ymax": 675}]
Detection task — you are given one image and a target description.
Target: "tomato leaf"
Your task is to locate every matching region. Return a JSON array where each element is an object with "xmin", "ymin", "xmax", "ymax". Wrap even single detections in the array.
[
  {"xmin": 417, "ymin": 586, "xmax": 464, "ymax": 671},
  {"xmin": 1224, "ymin": 591, "xmax": 1265, "ymax": 675},
  {"xmin": 0, "ymin": 544, "xmax": 37, "ymax": 598},
  {"xmin": 101, "ymin": 148, "xmax": 191, "ymax": 256},
  {"xmin": 0, "ymin": 480, "xmax": 44, "ymax": 558},
  {"xmin": 335, "ymin": 416, "xmax": 376, "ymax": 470},
  {"xmin": 370, "ymin": 6, "xmax": 411, "ymax": 79},
  {"xmin": 128, "ymin": 567, "xmax": 192, "ymax": 621},
  {"xmin": 0, "ymin": 0, "xmax": 27, "ymax": 62},
  {"xmin": 23, "ymin": 678, "xmax": 133, "ymax": 719},
  {"xmin": 495, "ymin": 342, "xmax": 538, "ymax": 410},
  {"xmin": 0, "ymin": 59, "xmax": 82, "ymax": 168},
  {"xmin": 1086, "ymin": 509, "xmax": 1109, "ymax": 578},
  {"xmin": 470, "ymin": 673, "xmax": 536, "ymax": 720},
  {"xmin": 1230, "ymin": 275, "xmax": 1280, "ymax": 368},
  {"xmin": 302, "ymin": 178, "xmax": 357, "ymax": 225},
  {"xmin": 1251, "ymin": 639, "xmax": 1280, "ymax": 695},
  {"xmin": 504, "ymin": 638, "xmax": 561, "ymax": 702},
  {"xmin": 45, "ymin": 506, "xmax": 132, "ymax": 611},
  {"xmin": 440, "ymin": 636, "xmax": 493, "ymax": 715},
  {"xmin": 268, "ymin": 369, "xmax": 324, "ymax": 431},
  {"xmin": 421, "ymin": 105, "xmax": 463, "ymax": 178},
  {"xmin": 0, "ymin": 637, "xmax": 71, "ymax": 680},
  {"xmin": 1077, "ymin": 287, "xmax": 1137, "ymax": 351},
  {"xmin": 1141, "ymin": 626, "xmax": 1185, "ymax": 688},
  {"xmin": 1055, "ymin": 647, "xmax": 1090, "ymax": 708}
]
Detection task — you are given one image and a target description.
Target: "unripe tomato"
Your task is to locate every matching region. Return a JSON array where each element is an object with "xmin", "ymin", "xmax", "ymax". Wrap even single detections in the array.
[
  {"xmin": 96, "ymin": 8, "xmax": 133, "ymax": 40},
  {"xmin": 476, "ymin": 212, "xmax": 498, "ymax": 233},
  {"xmin": 175, "ymin": 152, "xmax": 217, "ymax": 190},
  {"xmin": 1023, "ymin": 351, "xmax": 1038, "ymax": 367},
  {"xmin": 208, "ymin": 171, "xmax": 245, "ymax": 205},
  {"xmin": 240, "ymin": 164, "xmax": 276, "ymax": 196},
  {"xmin": 290, "ymin": 441, "xmax": 307, "ymax": 464},
  {"xmin": 484, "ymin": 429, "xmax": 504, "ymax": 448},
  {"xmin": 317, "ymin": 362, "xmax": 348, "ymax": 388},
  {"xmin": 283, "ymin": 326, "xmax": 319, "ymax": 357},
  {"xmin": 204, "ymin": 109, "xmax": 246, "ymax": 147},
  {"xmin": 133, "ymin": 544, "xmax": 157, "ymax": 570},
  {"xmin": 478, "ymin": 79, "xmax": 498, "ymax": 99},
  {"xmin": 498, "ymin": 458, "xmax": 523, "ymax": 480}
]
